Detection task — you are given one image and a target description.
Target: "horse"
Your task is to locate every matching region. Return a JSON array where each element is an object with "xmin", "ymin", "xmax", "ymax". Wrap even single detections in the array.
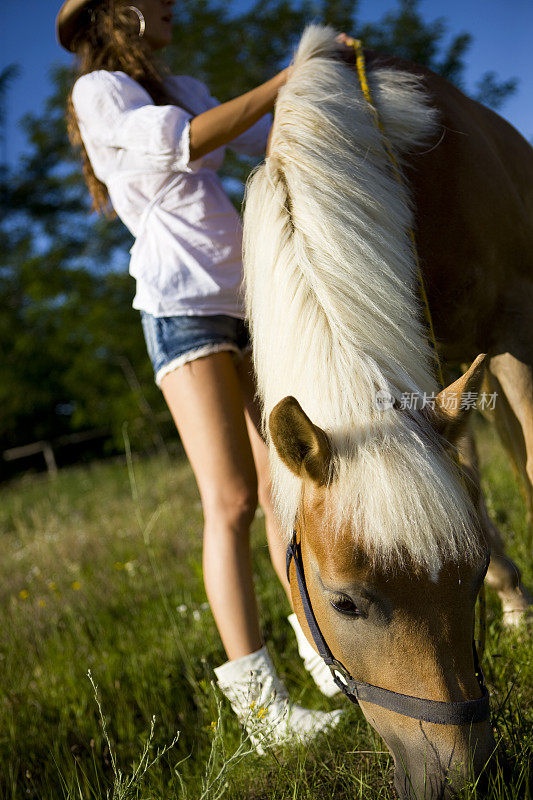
[{"xmin": 242, "ymin": 25, "xmax": 532, "ymax": 800}]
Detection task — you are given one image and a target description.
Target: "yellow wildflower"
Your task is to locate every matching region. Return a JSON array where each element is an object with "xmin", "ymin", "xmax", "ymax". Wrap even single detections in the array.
[
  {"xmin": 37, "ymin": 599, "xmax": 46, "ymax": 608},
  {"xmin": 19, "ymin": 589, "xmax": 29, "ymax": 600},
  {"xmin": 72, "ymin": 581, "xmax": 81, "ymax": 591}
]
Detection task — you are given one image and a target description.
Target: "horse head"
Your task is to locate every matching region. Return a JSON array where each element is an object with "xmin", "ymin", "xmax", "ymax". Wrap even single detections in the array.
[{"xmin": 269, "ymin": 358, "xmax": 495, "ymax": 799}]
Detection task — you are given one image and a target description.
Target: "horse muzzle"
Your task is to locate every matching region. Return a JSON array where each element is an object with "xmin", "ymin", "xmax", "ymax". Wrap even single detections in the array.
[{"xmin": 389, "ymin": 719, "xmax": 496, "ymax": 800}]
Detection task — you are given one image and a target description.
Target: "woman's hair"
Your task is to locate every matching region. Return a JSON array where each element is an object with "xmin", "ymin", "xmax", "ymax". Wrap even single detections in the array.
[{"xmin": 66, "ymin": 0, "xmax": 179, "ymax": 216}]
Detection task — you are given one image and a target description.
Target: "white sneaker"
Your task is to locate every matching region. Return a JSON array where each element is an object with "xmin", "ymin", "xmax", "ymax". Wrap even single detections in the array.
[
  {"xmin": 214, "ymin": 646, "xmax": 342, "ymax": 753},
  {"xmin": 288, "ymin": 613, "xmax": 340, "ymax": 697}
]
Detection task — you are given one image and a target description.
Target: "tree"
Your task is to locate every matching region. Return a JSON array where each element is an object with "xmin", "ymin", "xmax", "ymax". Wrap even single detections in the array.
[
  {"xmin": 0, "ymin": 68, "xmax": 163, "ymax": 472},
  {"xmin": 358, "ymin": 0, "xmax": 517, "ymax": 109},
  {"xmin": 0, "ymin": 65, "xmax": 21, "ymax": 167}
]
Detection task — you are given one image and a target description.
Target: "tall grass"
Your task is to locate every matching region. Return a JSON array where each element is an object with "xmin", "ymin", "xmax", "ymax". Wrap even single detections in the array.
[{"xmin": 0, "ymin": 417, "xmax": 530, "ymax": 799}]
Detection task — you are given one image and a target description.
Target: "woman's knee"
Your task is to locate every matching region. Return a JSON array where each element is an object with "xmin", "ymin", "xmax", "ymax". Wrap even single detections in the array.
[{"xmin": 203, "ymin": 483, "xmax": 258, "ymax": 532}]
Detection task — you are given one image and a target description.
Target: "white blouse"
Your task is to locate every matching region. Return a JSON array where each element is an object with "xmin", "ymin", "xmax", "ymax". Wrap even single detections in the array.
[{"xmin": 72, "ymin": 70, "xmax": 272, "ymax": 317}]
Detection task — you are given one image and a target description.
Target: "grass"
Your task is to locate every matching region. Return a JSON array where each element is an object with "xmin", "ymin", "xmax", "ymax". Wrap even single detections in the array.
[{"xmin": 0, "ymin": 417, "xmax": 531, "ymax": 800}]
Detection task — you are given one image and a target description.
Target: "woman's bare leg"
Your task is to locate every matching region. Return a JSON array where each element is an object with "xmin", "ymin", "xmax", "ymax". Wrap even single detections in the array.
[
  {"xmin": 236, "ymin": 352, "xmax": 291, "ymax": 600},
  {"xmin": 160, "ymin": 351, "xmax": 262, "ymax": 660}
]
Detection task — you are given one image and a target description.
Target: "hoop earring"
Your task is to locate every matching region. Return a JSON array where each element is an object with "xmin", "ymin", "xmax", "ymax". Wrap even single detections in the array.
[{"xmin": 126, "ymin": 6, "xmax": 145, "ymax": 38}]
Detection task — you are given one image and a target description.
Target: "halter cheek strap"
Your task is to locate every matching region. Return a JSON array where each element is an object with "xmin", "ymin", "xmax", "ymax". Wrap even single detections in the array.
[{"xmin": 286, "ymin": 533, "xmax": 490, "ymax": 725}]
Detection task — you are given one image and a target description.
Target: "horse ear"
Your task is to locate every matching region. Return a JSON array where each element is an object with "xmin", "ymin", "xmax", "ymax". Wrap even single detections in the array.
[
  {"xmin": 269, "ymin": 396, "xmax": 332, "ymax": 485},
  {"xmin": 431, "ymin": 354, "xmax": 486, "ymax": 443}
]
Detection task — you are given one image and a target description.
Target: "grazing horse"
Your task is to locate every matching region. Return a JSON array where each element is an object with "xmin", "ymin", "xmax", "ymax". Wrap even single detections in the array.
[{"xmin": 243, "ymin": 25, "xmax": 532, "ymax": 800}]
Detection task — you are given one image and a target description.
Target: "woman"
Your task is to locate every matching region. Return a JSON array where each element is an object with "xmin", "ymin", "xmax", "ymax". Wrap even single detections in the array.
[{"xmin": 57, "ymin": 0, "xmax": 346, "ymax": 749}]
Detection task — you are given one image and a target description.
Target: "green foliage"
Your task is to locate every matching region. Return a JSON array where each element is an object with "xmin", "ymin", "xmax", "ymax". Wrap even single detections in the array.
[
  {"xmin": 0, "ymin": 0, "xmax": 518, "ymax": 474},
  {"xmin": 474, "ymin": 71, "xmax": 519, "ymax": 112},
  {"xmin": 359, "ymin": 0, "xmax": 456, "ymax": 67},
  {"xmin": 0, "ymin": 66, "xmax": 21, "ymax": 137},
  {"xmin": 312, "ymin": 0, "xmax": 359, "ymax": 31},
  {"xmin": 358, "ymin": 0, "xmax": 517, "ymax": 105},
  {"xmin": 0, "ymin": 66, "xmax": 166, "ymax": 466}
]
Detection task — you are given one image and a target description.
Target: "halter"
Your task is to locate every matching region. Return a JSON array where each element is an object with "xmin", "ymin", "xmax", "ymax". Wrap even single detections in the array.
[{"xmin": 287, "ymin": 531, "xmax": 490, "ymax": 725}]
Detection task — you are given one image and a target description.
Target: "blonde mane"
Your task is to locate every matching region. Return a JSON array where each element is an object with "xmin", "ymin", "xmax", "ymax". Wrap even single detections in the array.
[{"xmin": 243, "ymin": 25, "xmax": 480, "ymax": 571}]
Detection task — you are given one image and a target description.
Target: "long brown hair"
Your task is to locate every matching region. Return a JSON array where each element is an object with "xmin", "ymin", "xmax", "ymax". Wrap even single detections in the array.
[{"xmin": 66, "ymin": 0, "xmax": 179, "ymax": 216}]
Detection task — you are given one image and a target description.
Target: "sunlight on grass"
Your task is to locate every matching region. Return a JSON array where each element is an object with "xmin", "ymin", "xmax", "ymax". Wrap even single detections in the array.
[{"xmin": 0, "ymin": 417, "xmax": 530, "ymax": 799}]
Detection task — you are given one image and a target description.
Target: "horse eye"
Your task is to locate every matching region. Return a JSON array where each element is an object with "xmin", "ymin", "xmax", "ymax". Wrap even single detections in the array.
[{"xmin": 331, "ymin": 595, "xmax": 359, "ymax": 616}]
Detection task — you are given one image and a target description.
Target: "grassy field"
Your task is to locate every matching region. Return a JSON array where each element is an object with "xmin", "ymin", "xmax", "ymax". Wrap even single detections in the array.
[{"xmin": 0, "ymin": 418, "xmax": 531, "ymax": 800}]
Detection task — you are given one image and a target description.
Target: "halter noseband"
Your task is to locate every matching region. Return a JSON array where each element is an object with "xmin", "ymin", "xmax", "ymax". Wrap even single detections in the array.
[{"xmin": 286, "ymin": 532, "xmax": 490, "ymax": 725}]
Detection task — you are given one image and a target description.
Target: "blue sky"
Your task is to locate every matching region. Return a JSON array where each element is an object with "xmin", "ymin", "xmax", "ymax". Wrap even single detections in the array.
[{"xmin": 1, "ymin": 0, "xmax": 532, "ymax": 165}]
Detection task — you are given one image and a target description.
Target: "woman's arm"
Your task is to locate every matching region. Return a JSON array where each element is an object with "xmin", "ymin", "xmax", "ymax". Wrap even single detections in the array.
[
  {"xmin": 188, "ymin": 68, "xmax": 290, "ymax": 161},
  {"xmin": 189, "ymin": 36, "xmax": 356, "ymax": 160}
]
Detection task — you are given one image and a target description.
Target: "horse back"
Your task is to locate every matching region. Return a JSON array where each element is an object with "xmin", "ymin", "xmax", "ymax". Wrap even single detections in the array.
[{"xmin": 365, "ymin": 51, "xmax": 533, "ymax": 361}]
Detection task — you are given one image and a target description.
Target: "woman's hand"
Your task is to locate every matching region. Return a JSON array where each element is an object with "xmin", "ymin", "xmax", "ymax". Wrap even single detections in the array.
[
  {"xmin": 334, "ymin": 32, "xmax": 358, "ymax": 66},
  {"xmin": 277, "ymin": 65, "xmax": 294, "ymax": 86}
]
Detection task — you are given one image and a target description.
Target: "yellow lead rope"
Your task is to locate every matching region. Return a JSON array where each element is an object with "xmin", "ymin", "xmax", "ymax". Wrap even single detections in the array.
[
  {"xmin": 353, "ymin": 40, "xmax": 445, "ymax": 392},
  {"xmin": 352, "ymin": 40, "xmax": 486, "ymax": 662},
  {"xmin": 476, "ymin": 584, "xmax": 487, "ymax": 662}
]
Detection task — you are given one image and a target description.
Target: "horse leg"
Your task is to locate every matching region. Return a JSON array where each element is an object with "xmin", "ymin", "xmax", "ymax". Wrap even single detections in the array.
[
  {"xmin": 457, "ymin": 429, "xmax": 532, "ymax": 627},
  {"xmin": 486, "ymin": 349, "xmax": 533, "ymax": 520}
]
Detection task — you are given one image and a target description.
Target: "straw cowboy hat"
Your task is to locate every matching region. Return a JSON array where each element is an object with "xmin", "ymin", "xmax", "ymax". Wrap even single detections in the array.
[{"xmin": 56, "ymin": 0, "xmax": 101, "ymax": 52}]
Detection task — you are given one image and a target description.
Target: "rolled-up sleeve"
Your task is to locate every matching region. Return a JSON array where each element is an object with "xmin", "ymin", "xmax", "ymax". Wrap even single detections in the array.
[{"xmin": 72, "ymin": 71, "xmax": 194, "ymax": 172}]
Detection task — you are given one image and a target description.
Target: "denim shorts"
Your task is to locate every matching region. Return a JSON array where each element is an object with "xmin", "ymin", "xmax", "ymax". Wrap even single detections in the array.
[{"xmin": 141, "ymin": 312, "xmax": 251, "ymax": 386}]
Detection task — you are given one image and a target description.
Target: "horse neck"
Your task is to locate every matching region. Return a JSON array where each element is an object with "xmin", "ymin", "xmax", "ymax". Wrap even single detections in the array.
[{"xmin": 244, "ymin": 27, "xmax": 441, "ymax": 436}]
